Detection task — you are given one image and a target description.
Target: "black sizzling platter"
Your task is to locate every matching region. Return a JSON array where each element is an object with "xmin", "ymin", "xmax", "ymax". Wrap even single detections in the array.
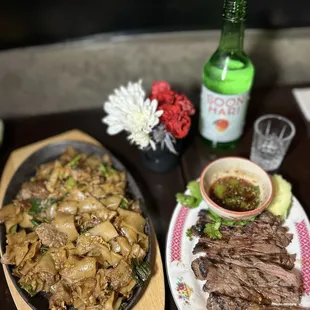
[{"xmin": 0, "ymin": 140, "xmax": 153, "ymax": 310}]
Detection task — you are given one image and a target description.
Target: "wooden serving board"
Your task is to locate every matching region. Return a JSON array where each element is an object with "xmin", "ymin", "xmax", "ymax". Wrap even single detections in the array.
[{"xmin": 0, "ymin": 129, "xmax": 165, "ymax": 310}]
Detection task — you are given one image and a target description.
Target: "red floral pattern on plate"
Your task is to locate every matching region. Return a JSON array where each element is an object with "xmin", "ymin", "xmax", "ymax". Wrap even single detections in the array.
[
  {"xmin": 176, "ymin": 277, "xmax": 193, "ymax": 305},
  {"xmin": 171, "ymin": 206, "xmax": 189, "ymax": 262},
  {"xmin": 296, "ymin": 220, "xmax": 310, "ymax": 295}
]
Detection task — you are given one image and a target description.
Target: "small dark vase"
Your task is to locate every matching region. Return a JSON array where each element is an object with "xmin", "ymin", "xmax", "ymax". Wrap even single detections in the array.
[{"xmin": 140, "ymin": 141, "xmax": 182, "ymax": 173}]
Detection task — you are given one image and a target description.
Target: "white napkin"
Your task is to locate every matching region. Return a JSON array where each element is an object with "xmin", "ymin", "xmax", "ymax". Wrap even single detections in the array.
[{"xmin": 292, "ymin": 88, "xmax": 310, "ymax": 122}]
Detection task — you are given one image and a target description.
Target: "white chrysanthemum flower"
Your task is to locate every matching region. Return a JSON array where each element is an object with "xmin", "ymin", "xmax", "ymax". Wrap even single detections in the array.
[
  {"xmin": 128, "ymin": 131, "xmax": 156, "ymax": 150},
  {"xmin": 102, "ymin": 80, "xmax": 163, "ymax": 149}
]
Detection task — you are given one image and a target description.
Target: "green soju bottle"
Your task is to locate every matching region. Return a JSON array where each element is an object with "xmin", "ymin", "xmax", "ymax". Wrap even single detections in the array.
[{"xmin": 199, "ymin": 0, "xmax": 254, "ymax": 149}]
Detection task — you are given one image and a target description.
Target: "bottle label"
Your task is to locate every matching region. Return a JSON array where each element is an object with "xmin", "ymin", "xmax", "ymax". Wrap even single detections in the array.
[{"xmin": 199, "ymin": 85, "xmax": 250, "ymax": 143}]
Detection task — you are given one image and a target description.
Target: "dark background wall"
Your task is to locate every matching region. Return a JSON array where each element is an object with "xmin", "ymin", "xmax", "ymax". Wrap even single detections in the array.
[{"xmin": 0, "ymin": 0, "xmax": 309, "ymax": 50}]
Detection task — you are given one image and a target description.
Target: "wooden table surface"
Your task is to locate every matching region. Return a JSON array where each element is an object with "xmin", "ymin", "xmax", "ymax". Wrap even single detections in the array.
[{"xmin": 1, "ymin": 84, "xmax": 310, "ymax": 310}]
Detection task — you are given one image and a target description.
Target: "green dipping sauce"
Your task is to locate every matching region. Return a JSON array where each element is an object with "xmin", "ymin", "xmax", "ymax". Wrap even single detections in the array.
[{"xmin": 209, "ymin": 176, "xmax": 260, "ymax": 212}]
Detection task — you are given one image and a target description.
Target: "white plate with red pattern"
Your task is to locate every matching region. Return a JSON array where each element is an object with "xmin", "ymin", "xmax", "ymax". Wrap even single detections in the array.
[{"xmin": 166, "ymin": 191, "xmax": 310, "ymax": 309}]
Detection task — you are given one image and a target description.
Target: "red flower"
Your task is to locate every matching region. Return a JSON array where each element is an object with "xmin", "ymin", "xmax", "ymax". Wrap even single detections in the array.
[
  {"xmin": 151, "ymin": 81, "xmax": 171, "ymax": 96},
  {"xmin": 150, "ymin": 81, "xmax": 175, "ymax": 105},
  {"xmin": 159, "ymin": 103, "xmax": 191, "ymax": 139},
  {"xmin": 150, "ymin": 80, "xmax": 194, "ymax": 139},
  {"xmin": 151, "ymin": 90, "xmax": 175, "ymax": 106},
  {"xmin": 175, "ymin": 94, "xmax": 195, "ymax": 116}
]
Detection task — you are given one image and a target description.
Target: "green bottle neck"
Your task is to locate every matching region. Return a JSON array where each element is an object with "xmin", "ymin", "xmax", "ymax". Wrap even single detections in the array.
[
  {"xmin": 219, "ymin": 0, "xmax": 247, "ymax": 52},
  {"xmin": 219, "ymin": 19, "xmax": 245, "ymax": 52}
]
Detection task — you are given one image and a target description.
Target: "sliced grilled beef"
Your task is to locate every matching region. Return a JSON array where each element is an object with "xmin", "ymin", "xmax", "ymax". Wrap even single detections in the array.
[
  {"xmin": 191, "ymin": 257, "xmax": 210, "ymax": 280},
  {"xmin": 193, "ymin": 239, "xmax": 285, "ymax": 256},
  {"xmin": 197, "ymin": 210, "xmax": 280, "ymax": 225},
  {"xmin": 204, "ymin": 265, "xmax": 272, "ymax": 305},
  {"xmin": 190, "ymin": 209, "xmax": 213, "ymax": 236},
  {"xmin": 255, "ymin": 253, "xmax": 295, "ymax": 270},
  {"xmin": 192, "ymin": 210, "xmax": 291, "ymax": 246},
  {"xmin": 201, "ymin": 248, "xmax": 295, "ymax": 270},
  {"xmin": 256, "ymin": 211, "xmax": 281, "ymax": 225},
  {"xmin": 207, "ymin": 293, "xmax": 245, "ymax": 310},
  {"xmin": 203, "ymin": 259, "xmax": 300, "ymax": 305},
  {"xmin": 207, "ymin": 293, "xmax": 310, "ymax": 310},
  {"xmin": 200, "ymin": 254, "xmax": 298, "ymax": 282},
  {"xmin": 191, "ymin": 222, "xmax": 207, "ymax": 237},
  {"xmin": 243, "ymin": 222, "xmax": 293, "ymax": 247},
  {"xmin": 191, "ymin": 211, "xmax": 302, "ymax": 307},
  {"xmin": 196, "ymin": 226, "xmax": 292, "ymax": 249},
  {"xmin": 191, "ymin": 257, "xmax": 301, "ymax": 305},
  {"xmin": 222, "ymin": 256, "xmax": 300, "ymax": 287},
  {"xmin": 194, "ymin": 210, "xmax": 292, "ymax": 247}
]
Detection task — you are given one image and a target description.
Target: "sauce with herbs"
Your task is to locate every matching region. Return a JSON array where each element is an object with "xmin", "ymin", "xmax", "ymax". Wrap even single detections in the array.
[{"xmin": 209, "ymin": 176, "xmax": 260, "ymax": 211}]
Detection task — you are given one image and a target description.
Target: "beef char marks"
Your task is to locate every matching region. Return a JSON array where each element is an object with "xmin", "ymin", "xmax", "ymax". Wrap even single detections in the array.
[
  {"xmin": 204, "ymin": 257, "xmax": 300, "ymax": 305},
  {"xmin": 190, "ymin": 211, "xmax": 302, "ymax": 307},
  {"xmin": 191, "ymin": 209, "xmax": 293, "ymax": 248},
  {"xmin": 192, "ymin": 256, "xmax": 300, "ymax": 305},
  {"xmin": 191, "ymin": 257, "xmax": 210, "ymax": 281},
  {"xmin": 207, "ymin": 293, "xmax": 310, "ymax": 310},
  {"xmin": 195, "ymin": 244, "xmax": 296, "ymax": 270},
  {"xmin": 194, "ymin": 238, "xmax": 295, "ymax": 270}
]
